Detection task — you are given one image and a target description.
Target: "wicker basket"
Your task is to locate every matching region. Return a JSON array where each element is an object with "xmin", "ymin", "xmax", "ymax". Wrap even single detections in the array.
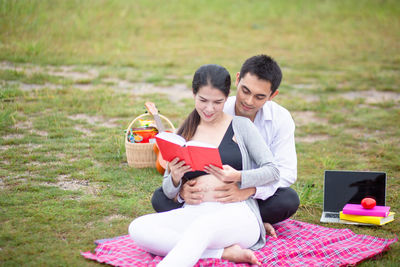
[{"xmin": 125, "ymin": 113, "xmax": 175, "ymax": 168}]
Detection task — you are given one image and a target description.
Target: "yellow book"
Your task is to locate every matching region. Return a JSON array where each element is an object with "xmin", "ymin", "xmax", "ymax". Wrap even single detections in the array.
[{"xmin": 339, "ymin": 212, "xmax": 395, "ymax": 226}]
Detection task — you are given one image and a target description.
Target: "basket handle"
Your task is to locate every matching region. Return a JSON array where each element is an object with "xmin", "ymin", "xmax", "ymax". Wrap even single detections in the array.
[{"xmin": 125, "ymin": 113, "xmax": 176, "ymax": 141}]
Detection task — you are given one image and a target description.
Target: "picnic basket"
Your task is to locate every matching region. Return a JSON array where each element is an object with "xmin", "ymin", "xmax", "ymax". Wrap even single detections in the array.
[{"xmin": 125, "ymin": 113, "xmax": 175, "ymax": 168}]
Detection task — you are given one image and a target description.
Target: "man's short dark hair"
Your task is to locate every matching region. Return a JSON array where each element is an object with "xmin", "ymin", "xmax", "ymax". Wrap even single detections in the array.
[{"xmin": 239, "ymin": 55, "xmax": 282, "ymax": 94}]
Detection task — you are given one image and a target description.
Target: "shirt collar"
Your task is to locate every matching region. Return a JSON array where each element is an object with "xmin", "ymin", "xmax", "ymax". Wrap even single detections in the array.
[
  {"xmin": 254, "ymin": 101, "xmax": 273, "ymax": 124},
  {"xmin": 227, "ymin": 96, "xmax": 273, "ymax": 122},
  {"xmin": 225, "ymin": 96, "xmax": 236, "ymax": 115}
]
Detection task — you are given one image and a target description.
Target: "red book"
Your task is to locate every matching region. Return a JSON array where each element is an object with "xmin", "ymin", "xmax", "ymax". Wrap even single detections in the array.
[
  {"xmin": 342, "ymin": 204, "xmax": 390, "ymax": 217},
  {"xmin": 155, "ymin": 131, "xmax": 223, "ymax": 171}
]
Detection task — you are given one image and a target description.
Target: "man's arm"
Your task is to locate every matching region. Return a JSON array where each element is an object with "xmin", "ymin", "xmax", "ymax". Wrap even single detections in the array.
[
  {"xmin": 252, "ymin": 107, "xmax": 297, "ymax": 200},
  {"xmin": 268, "ymin": 111, "xmax": 297, "ymax": 187},
  {"xmin": 213, "ymin": 109, "xmax": 297, "ymax": 202}
]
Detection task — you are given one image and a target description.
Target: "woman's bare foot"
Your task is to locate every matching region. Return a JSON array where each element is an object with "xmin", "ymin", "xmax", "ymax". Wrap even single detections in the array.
[
  {"xmin": 264, "ymin": 222, "xmax": 277, "ymax": 238},
  {"xmin": 222, "ymin": 244, "xmax": 261, "ymax": 266}
]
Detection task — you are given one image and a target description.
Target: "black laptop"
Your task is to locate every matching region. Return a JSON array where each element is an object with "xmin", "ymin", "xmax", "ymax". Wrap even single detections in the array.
[{"xmin": 320, "ymin": 170, "xmax": 386, "ymax": 224}]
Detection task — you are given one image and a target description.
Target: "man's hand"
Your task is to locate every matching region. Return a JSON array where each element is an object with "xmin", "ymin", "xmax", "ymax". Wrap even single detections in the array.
[
  {"xmin": 204, "ymin": 164, "xmax": 241, "ymax": 183},
  {"xmin": 180, "ymin": 179, "xmax": 204, "ymax": 205},
  {"xmin": 214, "ymin": 183, "xmax": 256, "ymax": 203}
]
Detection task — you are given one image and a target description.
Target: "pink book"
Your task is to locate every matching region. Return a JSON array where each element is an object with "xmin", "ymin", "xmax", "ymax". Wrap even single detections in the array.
[{"xmin": 342, "ymin": 204, "xmax": 390, "ymax": 217}]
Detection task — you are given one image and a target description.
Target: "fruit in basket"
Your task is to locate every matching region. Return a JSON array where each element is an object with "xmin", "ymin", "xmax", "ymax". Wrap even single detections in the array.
[
  {"xmin": 131, "ymin": 126, "xmax": 158, "ymax": 143},
  {"xmin": 133, "ymin": 134, "xmax": 143, "ymax": 142},
  {"xmin": 138, "ymin": 119, "xmax": 156, "ymax": 128}
]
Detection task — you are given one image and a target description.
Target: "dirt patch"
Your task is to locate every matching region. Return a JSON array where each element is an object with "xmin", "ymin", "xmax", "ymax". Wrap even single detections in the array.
[
  {"xmin": 1, "ymin": 61, "xmax": 192, "ymax": 102},
  {"xmin": 42, "ymin": 174, "xmax": 87, "ymax": 190},
  {"xmin": 27, "ymin": 161, "xmax": 42, "ymax": 166},
  {"xmin": 19, "ymin": 82, "xmax": 60, "ymax": 91},
  {"xmin": 0, "ymin": 160, "xmax": 10, "ymax": 166},
  {"xmin": 47, "ymin": 67, "xmax": 98, "ymax": 81},
  {"xmin": 100, "ymin": 79, "xmax": 192, "ymax": 101},
  {"xmin": 3, "ymin": 62, "xmax": 399, "ymax": 105},
  {"xmin": 40, "ymin": 174, "xmax": 101, "ymax": 195},
  {"xmin": 2, "ymin": 134, "xmax": 24, "ymax": 140},
  {"xmin": 343, "ymin": 128, "xmax": 377, "ymax": 140},
  {"xmin": 292, "ymin": 84, "xmax": 317, "ymax": 90},
  {"xmin": 340, "ymin": 90, "xmax": 400, "ymax": 104},
  {"xmin": 3, "ymin": 174, "xmax": 28, "ymax": 184},
  {"xmin": 102, "ymin": 214, "xmax": 130, "ymax": 223},
  {"xmin": 68, "ymin": 114, "xmax": 120, "ymax": 128},
  {"xmin": 26, "ymin": 143, "xmax": 43, "ymax": 150},
  {"xmin": 13, "ymin": 120, "xmax": 33, "ymax": 129},
  {"xmin": 54, "ymin": 153, "xmax": 66, "ymax": 159},
  {"xmin": 285, "ymin": 91, "xmax": 320, "ymax": 103},
  {"xmin": 86, "ymin": 214, "xmax": 130, "ymax": 228},
  {"xmin": 291, "ymin": 111, "xmax": 328, "ymax": 126},
  {"xmin": 74, "ymin": 125, "xmax": 94, "ymax": 136},
  {"xmin": 12, "ymin": 120, "xmax": 49, "ymax": 137},
  {"xmin": 0, "ymin": 143, "xmax": 43, "ymax": 152},
  {"xmin": 296, "ymin": 134, "xmax": 330, "ymax": 143},
  {"xmin": 302, "ymin": 94, "xmax": 320, "ymax": 102},
  {"xmin": 0, "ymin": 61, "xmax": 99, "ymax": 81},
  {"xmin": 0, "ymin": 145, "xmax": 17, "ymax": 151},
  {"xmin": 292, "ymin": 111, "xmax": 330, "ymax": 142},
  {"xmin": 33, "ymin": 130, "xmax": 48, "ymax": 137},
  {"xmin": 126, "ymin": 82, "xmax": 192, "ymax": 101}
]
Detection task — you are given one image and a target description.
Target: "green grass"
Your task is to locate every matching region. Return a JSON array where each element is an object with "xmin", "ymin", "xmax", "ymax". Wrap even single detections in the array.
[{"xmin": 1, "ymin": 0, "xmax": 399, "ymax": 266}]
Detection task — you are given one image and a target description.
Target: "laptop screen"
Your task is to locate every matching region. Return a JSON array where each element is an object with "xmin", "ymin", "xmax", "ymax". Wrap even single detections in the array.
[{"xmin": 324, "ymin": 170, "xmax": 386, "ymax": 212}]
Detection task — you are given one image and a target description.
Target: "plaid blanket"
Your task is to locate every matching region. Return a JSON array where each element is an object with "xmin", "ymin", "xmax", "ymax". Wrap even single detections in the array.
[{"xmin": 81, "ymin": 219, "xmax": 397, "ymax": 266}]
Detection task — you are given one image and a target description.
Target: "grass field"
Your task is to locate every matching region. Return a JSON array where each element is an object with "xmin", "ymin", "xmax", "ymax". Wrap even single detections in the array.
[{"xmin": 1, "ymin": 0, "xmax": 399, "ymax": 266}]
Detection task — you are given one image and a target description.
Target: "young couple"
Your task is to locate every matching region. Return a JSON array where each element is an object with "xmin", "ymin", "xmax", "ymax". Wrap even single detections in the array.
[{"xmin": 129, "ymin": 55, "xmax": 300, "ymax": 266}]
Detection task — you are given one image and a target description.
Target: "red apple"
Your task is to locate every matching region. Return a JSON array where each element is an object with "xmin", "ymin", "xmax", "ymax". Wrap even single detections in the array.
[{"xmin": 361, "ymin": 198, "xmax": 376, "ymax": 209}]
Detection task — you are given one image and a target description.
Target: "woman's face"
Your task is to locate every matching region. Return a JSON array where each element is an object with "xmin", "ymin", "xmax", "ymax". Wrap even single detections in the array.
[{"xmin": 194, "ymin": 85, "xmax": 227, "ymax": 123}]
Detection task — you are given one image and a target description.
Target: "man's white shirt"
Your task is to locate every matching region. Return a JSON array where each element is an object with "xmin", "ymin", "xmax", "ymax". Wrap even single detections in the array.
[{"xmin": 224, "ymin": 96, "xmax": 297, "ymax": 200}]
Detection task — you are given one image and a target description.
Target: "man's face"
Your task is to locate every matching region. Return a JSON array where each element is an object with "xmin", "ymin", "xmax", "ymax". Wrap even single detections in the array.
[{"xmin": 235, "ymin": 73, "xmax": 278, "ymax": 121}]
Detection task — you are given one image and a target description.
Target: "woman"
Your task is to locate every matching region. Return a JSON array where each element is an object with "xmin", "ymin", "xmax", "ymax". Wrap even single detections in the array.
[{"xmin": 129, "ymin": 64, "xmax": 279, "ymax": 267}]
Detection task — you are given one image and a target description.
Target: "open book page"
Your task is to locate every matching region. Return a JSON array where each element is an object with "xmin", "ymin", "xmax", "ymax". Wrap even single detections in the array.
[
  {"xmin": 186, "ymin": 140, "xmax": 217, "ymax": 148},
  {"xmin": 155, "ymin": 131, "xmax": 186, "ymax": 146}
]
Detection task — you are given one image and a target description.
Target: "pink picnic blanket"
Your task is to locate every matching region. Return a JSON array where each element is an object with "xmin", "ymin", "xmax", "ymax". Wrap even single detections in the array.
[{"xmin": 81, "ymin": 219, "xmax": 397, "ymax": 266}]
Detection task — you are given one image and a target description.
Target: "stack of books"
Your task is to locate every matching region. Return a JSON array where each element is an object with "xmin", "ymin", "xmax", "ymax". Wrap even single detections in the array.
[{"xmin": 339, "ymin": 204, "xmax": 395, "ymax": 225}]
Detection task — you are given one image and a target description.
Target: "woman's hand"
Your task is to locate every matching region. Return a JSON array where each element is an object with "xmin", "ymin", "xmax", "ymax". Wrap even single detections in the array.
[
  {"xmin": 169, "ymin": 157, "xmax": 192, "ymax": 186},
  {"xmin": 204, "ymin": 164, "xmax": 241, "ymax": 183}
]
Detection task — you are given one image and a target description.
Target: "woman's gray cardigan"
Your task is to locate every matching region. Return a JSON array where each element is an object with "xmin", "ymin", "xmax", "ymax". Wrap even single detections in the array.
[{"xmin": 162, "ymin": 116, "xmax": 280, "ymax": 250}]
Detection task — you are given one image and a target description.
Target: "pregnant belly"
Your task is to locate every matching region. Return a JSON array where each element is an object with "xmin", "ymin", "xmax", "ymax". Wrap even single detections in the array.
[{"xmin": 194, "ymin": 174, "xmax": 228, "ymax": 202}]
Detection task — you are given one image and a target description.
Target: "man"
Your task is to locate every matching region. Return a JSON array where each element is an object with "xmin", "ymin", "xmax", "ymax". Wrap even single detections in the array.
[{"xmin": 151, "ymin": 54, "xmax": 299, "ymax": 263}]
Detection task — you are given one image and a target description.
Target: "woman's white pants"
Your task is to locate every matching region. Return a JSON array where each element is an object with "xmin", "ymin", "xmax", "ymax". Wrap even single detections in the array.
[{"xmin": 129, "ymin": 201, "xmax": 260, "ymax": 267}]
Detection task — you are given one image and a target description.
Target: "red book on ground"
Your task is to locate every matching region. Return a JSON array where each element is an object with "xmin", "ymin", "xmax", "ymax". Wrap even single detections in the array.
[
  {"xmin": 155, "ymin": 131, "xmax": 223, "ymax": 171},
  {"xmin": 342, "ymin": 204, "xmax": 390, "ymax": 217}
]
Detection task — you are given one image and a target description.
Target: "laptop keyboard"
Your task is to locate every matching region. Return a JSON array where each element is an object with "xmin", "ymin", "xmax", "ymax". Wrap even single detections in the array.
[{"xmin": 325, "ymin": 213, "xmax": 340, "ymax": 218}]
